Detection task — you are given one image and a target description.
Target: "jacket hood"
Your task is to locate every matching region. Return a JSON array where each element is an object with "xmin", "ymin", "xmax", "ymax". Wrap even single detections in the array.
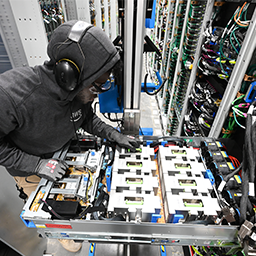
[{"xmin": 47, "ymin": 20, "xmax": 120, "ymax": 101}]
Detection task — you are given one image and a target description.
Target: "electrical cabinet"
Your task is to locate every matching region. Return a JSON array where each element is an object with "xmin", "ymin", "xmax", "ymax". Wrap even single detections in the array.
[{"xmin": 149, "ymin": 0, "xmax": 256, "ymax": 139}]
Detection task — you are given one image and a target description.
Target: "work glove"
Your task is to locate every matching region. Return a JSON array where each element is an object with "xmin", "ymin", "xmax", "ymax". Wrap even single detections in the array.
[
  {"xmin": 108, "ymin": 131, "xmax": 140, "ymax": 150},
  {"xmin": 34, "ymin": 159, "xmax": 68, "ymax": 182}
]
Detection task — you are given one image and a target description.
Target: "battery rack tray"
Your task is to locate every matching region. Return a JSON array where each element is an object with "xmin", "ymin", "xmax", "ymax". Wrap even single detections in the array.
[{"xmin": 20, "ymin": 136, "xmax": 240, "ymax": 249}]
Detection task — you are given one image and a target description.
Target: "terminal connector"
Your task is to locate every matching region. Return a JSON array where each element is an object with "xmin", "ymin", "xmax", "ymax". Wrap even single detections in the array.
[{"xmin": 238, "ymin": 220, "xmax": 256, "ymax": 247}]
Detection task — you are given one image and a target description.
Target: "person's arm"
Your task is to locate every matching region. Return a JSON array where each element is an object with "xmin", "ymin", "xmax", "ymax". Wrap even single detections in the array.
[
  {"xmin": 0, "ymin": 137, "xmax": 40, "ymax": 174},
  {"xmin": 0, "ymin": 89, "xmax": 67, "ymax": 181},
  {"xmin": 82, "ymin": 107, "xmax": 140, "ymax": 149},
  {"xmin": 0, "ymin": 87, "xmax": 40, "ymax": 174}
]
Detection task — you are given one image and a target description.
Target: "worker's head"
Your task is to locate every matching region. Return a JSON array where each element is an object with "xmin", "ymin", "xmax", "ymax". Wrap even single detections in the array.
[
  {"xmin": 75, "ymin": 71, "xmax": 110, "ymax": 104},
  {"xmin": 47, "ymin": 20, "xmax": 120, "ymax": 99}
]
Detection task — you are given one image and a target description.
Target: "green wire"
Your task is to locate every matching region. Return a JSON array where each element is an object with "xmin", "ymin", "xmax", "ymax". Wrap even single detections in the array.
[
  {"xmin": 222, "ymin": 117, "xmax": 236, "ymax": 138},
  {"xmin": 230, "ymin": 26, "xmax": 240, "ymax": 54},
  {"xmin": 241, "ymin": 250, "xmax": 246, "ymax": 256},
  {"xmin": 240, "ymin": 3, "xmax": 249, "ymax": 25},
  {"xmin": 222, "ymin": 95, "xmax": 245, "ymax": 138},
  {"xmin": 233, "ymin": 109, "xmax": 245, "ymax": 129},
  {"xmin": 232, "ymin": 94, "xmax": 244, "ymax": 105},
  {"xmin": 243, "ymin": 4, "xmax": 248, "ymax": 21},
  {"xmin": 217, "ymin": 6, "xmax": 239, "ymax": 67},
  {"xmin": 191, "ymin": 246, "xmax": 204, "ymax": 256}
]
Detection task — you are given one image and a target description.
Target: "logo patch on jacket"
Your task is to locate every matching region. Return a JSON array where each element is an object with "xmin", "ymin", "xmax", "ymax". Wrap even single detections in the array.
[{"xmin": 70, "ymin": 109, "xmax": 82, "ymax": 122}]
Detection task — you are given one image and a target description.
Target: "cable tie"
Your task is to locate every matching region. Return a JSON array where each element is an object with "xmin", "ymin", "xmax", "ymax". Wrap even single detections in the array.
[
  {"xmin": 244, "ymin": 74, "xmax": 256, "ymax": 82},
  {"xmin": 238, "ymin": 103, "xmax": 250, "ymax": 108}
]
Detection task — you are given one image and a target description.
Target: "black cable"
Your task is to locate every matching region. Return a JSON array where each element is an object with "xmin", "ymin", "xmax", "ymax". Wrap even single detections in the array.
[
  {"xmin": 98, "ymin": 214, "xmax": 125, "ymax": 221},
  {"xmin": 238, "ymin": 104, "xmax": 256, "ymax": 223},
  {"xmin": 240, "ymin": 145, "xmax": 249, "ymax": 224},
  {"xmin": 143, "ymin": 73, "xmax": 167, "ymax": 96},
  {"xmin": 139, "ymin": 126, "xmax": 144, "ymax": 136},
  {"xmin": 75, "ymin": 206, "xmax": 106, "ymax": 219},
  {"xmin": 107, "ymin": 145, "xmax": 115, "ymax": 167},
  {"xmin": 84, "ymin": 169, "xmax": 91, "ymax": 201},
  {"xmin": 92, "ymin": 186, "xmax": 124, "ymax": 221},
  {"xmin": 93, "ymin": 101, "xmax": 99, "ymax": 113},
  {"xmin": 92, "ymin": 186, "xmax": 107, "ymax": 220},
  {"xmin": 107, "ymin": 113, "xmax": 123, "ymax": 123},
  {"xmin": 102, "ymin": 113, "xmax": 124, "ymax": 124},
  {"xmin": 69, "ymin": 104, "xmax": 81, "ymax": 152},
  {"xmin": 224, "ymin": 162, "xmax": 243, "ymax": 182},
  {"xmin": 40, "ymin": 199, "xmax": 68, "ymax": 220},
  {"xmin": 157, "ymin": 136, "xmax": 186, "ymax": 147},
  {"xmin": 149, "ymin": 137, "xmax": 186, "ymax": 149},
  {"xmin": 76, "ymin": 205, "xmax": 93, "ymax": 219},
  {"xmin": 245, "ymin": 112, "xmax": 254, "ymax": 183},
  {"xmin": 25, "ymin": 177, "xmax": 40, "ymax": 184}
]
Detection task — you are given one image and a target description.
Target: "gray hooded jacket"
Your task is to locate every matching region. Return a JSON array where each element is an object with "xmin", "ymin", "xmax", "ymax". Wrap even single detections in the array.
[{"xmin": 0, "ymin": 20, "xmax": 120, "ymax": 177}]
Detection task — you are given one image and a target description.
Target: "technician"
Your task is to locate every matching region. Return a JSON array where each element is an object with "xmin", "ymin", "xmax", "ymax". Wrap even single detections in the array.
[{"xmin": 0, "ymin": 20, "xmax": 139, "ymax": 252}]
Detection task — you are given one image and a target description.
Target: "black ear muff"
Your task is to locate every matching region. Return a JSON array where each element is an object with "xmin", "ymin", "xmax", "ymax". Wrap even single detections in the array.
[
  {"xmin": 55, "ymin": 59, "xmax": 80, "ymax": 91},
  {"xmin": 54, "ymin": 21, "xmax": 93, "ymax": 91}
]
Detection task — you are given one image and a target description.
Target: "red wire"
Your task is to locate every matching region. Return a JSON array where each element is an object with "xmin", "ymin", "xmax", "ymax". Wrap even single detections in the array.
[
  {"xmin": 229, "ymin": 155, "xmax": 242, "ymax": 177},
  {"xmin": 229, "ymin": 155, "xmax": 241, "ymax": 168}
]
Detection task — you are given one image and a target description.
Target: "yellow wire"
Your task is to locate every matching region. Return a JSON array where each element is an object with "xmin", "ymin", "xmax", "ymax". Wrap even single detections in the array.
[{"xmin": 192, "ymin": 246, "xmax": 204, "ymax": 256}]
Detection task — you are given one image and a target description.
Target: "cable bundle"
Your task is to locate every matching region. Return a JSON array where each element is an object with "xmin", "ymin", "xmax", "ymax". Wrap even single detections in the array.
[
  {"xmin": 186, "ymin": 78, "xmax": 221, "ymax": 136},
  {"xmin": 198, "ymin": 2, "xmax": 250, "ymax": 80},
  {"xmin": 184, "ymin": 2, "xmax": 253, "ymax": 138},
  {"xmin": 40, "ymin": 0, "xmax": 64, "ymax": 41},
  {"xmin": 240, "ymin": 103, "xmax": 256, "ymax": 225},
  {"xmin": 182, "ymin": 1, "xmax": 206, "ymax": 66}
]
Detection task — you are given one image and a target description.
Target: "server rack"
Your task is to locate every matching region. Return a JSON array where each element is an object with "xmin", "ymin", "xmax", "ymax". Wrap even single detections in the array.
[
  {"xmin": 0, "ymin": 0, "xmax": 118, "ymax": 70},
  {"xmin": 0, "ymin": 1, "xmax": 255, "ymax": 255},
  {"xmin": 150, "ymin": 0, "xmax": 256, "ymax": 139}
]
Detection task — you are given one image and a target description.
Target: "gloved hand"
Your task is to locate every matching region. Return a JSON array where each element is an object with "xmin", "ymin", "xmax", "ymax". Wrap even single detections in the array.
[
  {"xmin": 34, "ymin": 159, "xmax": 68, "ymax": 182},
  {"xmin": 108, "ymin": 131, "xmax": 140, "ymax": 150}
]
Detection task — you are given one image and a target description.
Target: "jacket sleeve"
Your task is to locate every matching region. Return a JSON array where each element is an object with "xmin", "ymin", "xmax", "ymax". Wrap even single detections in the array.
[
  {"xmin": 0, "ymin": 88, "xmax": 40, "ymax": 176},
  {"xmin": 81, "ymin": 106, "xmax": 118, "ymax": 140}
]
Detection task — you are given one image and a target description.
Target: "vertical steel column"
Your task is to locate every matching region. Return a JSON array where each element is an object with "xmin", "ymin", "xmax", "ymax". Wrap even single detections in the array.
[
  {"xmin": 61, "ymin": 0, "xmax": 68, "ymax": 21},
  {"xmin": 94, "ymin": 0, "xmax": 103, "ymax": 28},
  {"xmin": 110, "ymin": 0, "xmax": 117, "ymax": 40},
  {"xmin": 176, "ymin": 0, "xmax": 215, "ymax": 136},
  {"xmin": 133, "ymin": 0, "xmax": 146, "ymax": 109},
  {"xmin": 123, "ymin": 0, "xmax": 134, "ymax": 110},
  {"xmin": 166, "ymin": 0, "xmax": 191, "ymax": 134},
  {"xmin": 76, "ymin": 0, "xmax": 91, "ymax": 23},
  {"xmin": 123, "ymin": 0, "xmax": 146, "ymax": 135},
  {"xmin": 64, "ymin": 0, "xmax": 79, "ymax": 20},
  {"xmin": 0, "ymin": 0, "xmax": 27, "ymax": 68},
  {"xmin": 8, "ymin": 0, "xmax": 48, "ymax": 67}
]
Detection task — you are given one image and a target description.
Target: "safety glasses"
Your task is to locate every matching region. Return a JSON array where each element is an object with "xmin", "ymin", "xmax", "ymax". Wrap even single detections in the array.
[{"xmin": 90, "ymin": 79, "xmax": 112, "ymax": 94}]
